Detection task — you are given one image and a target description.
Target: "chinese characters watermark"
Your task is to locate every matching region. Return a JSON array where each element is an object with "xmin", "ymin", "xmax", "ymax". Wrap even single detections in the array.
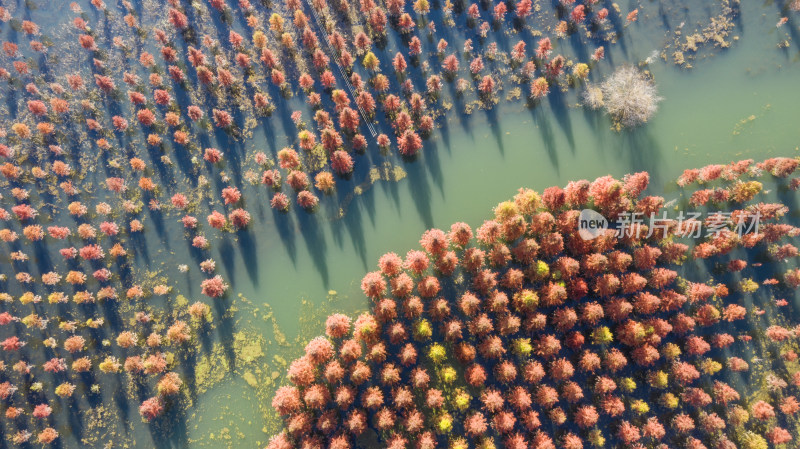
[{"xmin": 579, "ymin": 209, "xmax": 761, "ymax": 241}]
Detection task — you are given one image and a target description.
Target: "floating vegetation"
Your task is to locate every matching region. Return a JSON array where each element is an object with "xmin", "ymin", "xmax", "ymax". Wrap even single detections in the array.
[
  {"xmin": 667, "ymin": 0, "xmax": 741, "ymax": 68},
  {"xmin": 268, "ymin": 157, "xmax": 800, "ymax": 449}
]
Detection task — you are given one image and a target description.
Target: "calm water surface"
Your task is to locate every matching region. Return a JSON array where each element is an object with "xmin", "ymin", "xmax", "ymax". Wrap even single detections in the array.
[
  {"xmin": 182, "ymin": 2, "xmax": 800, "ymax": 447},
  {"xmin": 2, "ymin": 0, "xmax": 800, "ymax": 447}
]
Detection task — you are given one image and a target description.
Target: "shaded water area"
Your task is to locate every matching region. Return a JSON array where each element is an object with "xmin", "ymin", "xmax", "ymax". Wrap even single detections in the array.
[
  {"xmin": 0, "ymin": 0, "xmax": 799, "ymax": 447},
  {"xmin": 146, "ymin": 6, "xmax": 800, "ymax": 447}
]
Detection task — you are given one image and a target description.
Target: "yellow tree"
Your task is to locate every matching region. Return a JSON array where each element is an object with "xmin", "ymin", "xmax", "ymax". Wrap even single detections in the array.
[
  {"xmin": 362, "ymin": 51, "xmax": 380, "ymax": 71},
  {"xmin": 269, "ymin": 13, "xmax": 284, "ymax": 33}
]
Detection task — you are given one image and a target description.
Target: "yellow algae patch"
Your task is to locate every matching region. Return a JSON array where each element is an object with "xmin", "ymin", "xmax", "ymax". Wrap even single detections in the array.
[
  {"xmin": 237, "ymin": 333, "xmax": 265, "ymax": 363},
  {"xmin": 685, "ymin": 34, "xmax": 702, "ymax": 52},
  {"xmin": 194, "ymin": 331, "xmax": 266, "ymax": 395},
  {"xmin": 506, "ymin": 87, "xmax": 522, "ymax": 102},
  {"xmin": 175, "ymin": 294, "xmax": 190, "ymax": 308},
  {"xmin": 273, "ymin": 355, "xmax": 287, "ymax": 368},
  {"xmin": 732, "ymin": 115, "xmax": 757, "ymax": 136},
  {"xmin": 303, "ymin": 143, "xmax": 328, "ymax": 172},
  {"xmin": 195, "ymin": 356, "xmax": 227, "ymax": 394},
  {"xmin": 667, "ymin": 0, "xmax": 737, "ymax": 66},
  {"xmin": 81, "ymin": 405, "xmax": 134, "ymax": 448},
  {"xmin": 272, "ymin": 322, "xmax": 288, "ymax": 346},
  {"xmin": 243, "ymin": 371, "xmax": 258, "ymax": 388}
]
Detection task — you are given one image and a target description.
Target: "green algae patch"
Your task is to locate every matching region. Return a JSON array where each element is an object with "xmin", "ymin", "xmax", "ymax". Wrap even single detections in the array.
[
  {"xmin": 242, "ymin": 371, "xmax": 259, "ymax": 389},
  {"xmin": 272, "ymin": 323, "xmax": 289, "ymax": 346},
  {"xmin": 303, "ymin": 143, "xmax": 328, "ymax": 173},
  {"xmin": 175, "ymin": 294, "xmax": 190, "ymax": 309},
  {"xmin": 194, "ymin": 331, "xmax": 266, "ymax": 395},
  {"xmin": 236, "ymin": 333, "xmax": 265, "ymax": 364},
  {"xmin": 80, "ymin": 405, "xmax": 135, "ymax": 448},
  {"xmin": 272, "ymin": 355, "xmax": 287, "ymax": 367},
  {"xmin": 195, "ymin": 357, "xmax": 228, "ymax": 395}
]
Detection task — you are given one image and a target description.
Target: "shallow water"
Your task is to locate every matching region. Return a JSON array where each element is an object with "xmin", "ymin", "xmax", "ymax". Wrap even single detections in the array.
[
  {"xmin": 235, "ymin": 0, "xmax": 800, "ymax": 334},
  {"xmin": 1, "ymin": 0, "xmax": 800, "ymax": 447},
  {"xmin": 185, "ymin": 2, "xmax": 800, "ymax": 447}
]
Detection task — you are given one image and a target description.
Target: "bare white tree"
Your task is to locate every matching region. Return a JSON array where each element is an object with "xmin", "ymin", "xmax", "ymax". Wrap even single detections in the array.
[
  {"xmin": 581, "ymin": 84, "xmax": 604, "ymax": 110},
  {"xmin": 600, "ymin": 66, "xmax": 662, "ymax": 129}
]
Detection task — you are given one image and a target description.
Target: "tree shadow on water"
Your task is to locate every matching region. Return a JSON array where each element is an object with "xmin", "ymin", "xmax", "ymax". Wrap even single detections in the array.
[
  {"xmin": 324, "ymin": 184, "xmax": 351, "ymax": 251},
  {"xmin": 403, "ymin": 156, "xmax": 435, "ymax": 229},
  {"xmin": 436, "ymin": 111, "xmax": 453, "ymax": 155},
  {"xmin": 212, "ymin": 297, "xmax": 238, "ymax": 372},
  {"xmin": 378, "ymin": 171, "xmax": 403, "ymax": 214},
  {"xmin": 235, "ymin": 227, "xmax": 260, "ymax": 287},
  {"xmin": 217, "ymin": 238, "xmax": 237, "ymax": 281},
  {"xmin": 581, "ymin": 107, "xmax": 612, "ymax": 157},
  {"xmin": 351, "ymin": 159, "xmax": 379, "ymax": 228},
  {"xmin": 602, "ymin": 0, "xmax": 631, "ymax": 58},
  {"xmin": 334, "ymin": 195, "xmax": 369, "ymax": 272},
  {"xmin": 619, "ymin": 125, "xmax": 664, "ymax": 187},
  {"xmin": 110, "ymin": 387, "xmax": 131, "ymax": 439},
  {"xmin": 62, "ymin": 397, "xmax": 85, "ymax": 443},
  {"xmin": 527, "ymin": 101, "xmax": 560, "ymax": 173},
  {"xmin": 145, "ymin": 207, "xmax": 170, "ymax": 250},
  {"xmin": 546, "ymin": 88, "xmax": 576, "ymax": 153},
  {"xmin": 271, "ymin": 207, "xmax": 298, "ymax": 267},
  {"xmin": 150, "ymin": 404, "xmax": 190, "ymax": 449},
  {"xmin": 654, "ymin": 2, "xmax": 675, "ymax": 34},
  {"xmin": 451, "ymin": 96, "xmax": 477, "ymax": 137},
  {"xmin": 177, "ymin": 350, "xmax": 200, "ymax": 403},
  {"xmin": 129, "ymin": 231, "xmax": 152, "ymax": 265},
  {"xmin": 421, "ymin": 136, "xmax": 445, "ymax": 196},
  {"xmin": 484, "ymin": 103, "xmax": 506, "ymax": 157},
  {"xmin": 296, "ymin": 211, "xmax": 330, "ymax": 289}
]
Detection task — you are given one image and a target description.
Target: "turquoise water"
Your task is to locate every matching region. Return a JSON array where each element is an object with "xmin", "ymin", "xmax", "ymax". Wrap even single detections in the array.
[
  {"xmin": 187, "ymin": 2, "xmax": 800, "ymax": 447},
  {"xmin": 244, "ymin": 0, "xmax": 800, "ymax": 329},
  {"xmin": 0, "ymin": 0, "xmax": 799, "ymax": 447}
]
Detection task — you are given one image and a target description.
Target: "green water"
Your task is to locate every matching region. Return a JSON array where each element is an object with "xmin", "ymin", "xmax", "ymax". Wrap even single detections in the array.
[
  {"xmin": 232, "ymin": 3, "xmax": 800, "ymax": 335},
  {"xmin": 2, "ymin": 0, "xmax": 798, "ymax": 447},
  {"xmin": 171, "ymin": 2, "xmax": 800, "ymax": 447}
]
